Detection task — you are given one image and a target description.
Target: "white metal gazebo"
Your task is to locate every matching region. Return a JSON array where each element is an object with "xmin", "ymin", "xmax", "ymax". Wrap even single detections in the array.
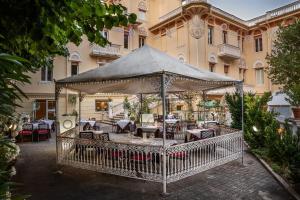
[{"xmin": 55, "ymin": 45, "xmax": 244, "ymax": 195}]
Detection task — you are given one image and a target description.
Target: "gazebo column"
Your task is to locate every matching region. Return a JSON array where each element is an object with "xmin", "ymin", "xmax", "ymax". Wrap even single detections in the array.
[
  {"xmin": 78, "ymin": 91, "xmax": 84, "ymax": 133},
  {"xmin": 161, "ymin": 74, "xmax": 167, "ymax": 195},
  {"xmin": 140, "ymin": 93, "xmax": 143, "ymax": 125},
  {"xmin": 54, "ymin": 84, "xmax": 61, "ymax": 163},
  {"xmin": 235, "ymin": 81, "xmax": 244, "ymax": 164},
  {"xmin": 202, "ymin": 91, "xmax": 207, "ymax": 124}
]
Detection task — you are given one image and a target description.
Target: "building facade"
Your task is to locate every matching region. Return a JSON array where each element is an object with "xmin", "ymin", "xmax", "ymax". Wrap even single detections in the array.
[{"xmin": 16, "ymin": 0, "xmax": 300, "ymax": 120}]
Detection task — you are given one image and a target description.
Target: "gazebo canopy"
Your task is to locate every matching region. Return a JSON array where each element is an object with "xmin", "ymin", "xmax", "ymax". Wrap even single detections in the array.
[{"xmin": 56, "ymin": 45, "xmax": 239, "ymax": 94}]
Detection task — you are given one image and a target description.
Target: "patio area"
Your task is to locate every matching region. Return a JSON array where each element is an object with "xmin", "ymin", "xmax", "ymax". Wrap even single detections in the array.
[
  {"xmin": 13, "ymin": 129, "xmax": 293, "ymax": 200},
  {"xmin": 54, "ymin": 45, "xmax": 246, "ymax": 193}
]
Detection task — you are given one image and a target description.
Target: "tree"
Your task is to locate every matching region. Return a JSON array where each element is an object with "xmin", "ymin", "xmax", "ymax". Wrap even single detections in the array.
[
  {"xmin": 224, "ymin": 92, "xmax": 243, "ymax": 130},
  {"xmin": 0, "ymin": 0, "xmax": 137, "ymax": 116},
  {"xmin": 0, "ymin": 1, "xmax": 136, "ymax": 198},
  {"xmin": 266, "ymin": 20, "xmax": 300, "ymax": 91},
  {"xmin": 0, "ymin": 0, "xmax": 137, "ymax": 125}
]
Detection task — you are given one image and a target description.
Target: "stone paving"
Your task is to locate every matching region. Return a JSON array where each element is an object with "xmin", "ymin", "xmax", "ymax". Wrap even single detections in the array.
[{"xmin": 13, "ymin": 135, "xmax": 294, "ymax": 200}]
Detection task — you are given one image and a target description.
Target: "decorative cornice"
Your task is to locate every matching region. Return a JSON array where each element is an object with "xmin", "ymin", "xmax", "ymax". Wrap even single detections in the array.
[{"xmin": 149, "ymin": 1, "xmax": 300, "ymax": 32}]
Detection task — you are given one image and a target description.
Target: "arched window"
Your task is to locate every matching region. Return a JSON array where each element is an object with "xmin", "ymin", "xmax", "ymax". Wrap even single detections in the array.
[{"xmin": 253, "ymin": 61, "xmax": 264, "ymax": 85}]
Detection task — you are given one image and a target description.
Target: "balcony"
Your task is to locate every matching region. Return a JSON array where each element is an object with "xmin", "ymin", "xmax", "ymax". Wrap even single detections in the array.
[
  {"xmin": 218, "ymin": 44, "xmax": 241, "ymax": 60},
  {"xmin": 90, "ymin": 44, "xmax": 121, "ymax": 59}
]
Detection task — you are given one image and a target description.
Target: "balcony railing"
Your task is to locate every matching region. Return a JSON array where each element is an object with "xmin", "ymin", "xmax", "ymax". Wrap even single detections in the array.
[
  {"xmin": 90, "ymin": 44, "xmax": 121, "ymax": 58},
  {"xmin": 218, "ymin": 44, "xmax": 241, "ymax": 60},
  {"xmin": 247, "ymin": 1, "xmax": 300, "ymax": 26}
]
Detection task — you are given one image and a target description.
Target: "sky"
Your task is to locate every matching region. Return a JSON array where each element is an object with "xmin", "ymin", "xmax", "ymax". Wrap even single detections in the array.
[{"xmin": 208, "ymin": 0, "xmax": 297, "ymax": 20}]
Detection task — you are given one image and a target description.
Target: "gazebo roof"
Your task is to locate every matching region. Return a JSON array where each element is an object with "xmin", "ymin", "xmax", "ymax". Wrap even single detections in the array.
[{"xmin": 56, "ymin": 45, "xmax": 239, "ymax": 94}]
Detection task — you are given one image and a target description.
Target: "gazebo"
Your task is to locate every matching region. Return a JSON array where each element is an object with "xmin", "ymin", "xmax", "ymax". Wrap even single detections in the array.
[{"xmin": 55, "ymin": 45, "xmax": 244, "ymax": 194}]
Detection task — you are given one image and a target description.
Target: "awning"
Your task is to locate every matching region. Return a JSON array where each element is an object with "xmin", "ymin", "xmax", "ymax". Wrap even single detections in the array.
[{"xmin": 56, "ymin": 45, "xmax": 239, "ymax": 94}]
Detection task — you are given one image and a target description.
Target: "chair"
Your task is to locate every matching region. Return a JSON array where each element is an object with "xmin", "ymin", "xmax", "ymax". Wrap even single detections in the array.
[
  {"xmin": 200, "ymin": 129, "xmax": 215, "ymax": 139},
  {"xmin": 187, "ymin": 123, "xmax": 197, "ymax": 130},
  {"xmin": 37, "ymin": 123, "xmax": 50, "ymax": 142},
  {"xmin": 79, "ymin": 131, "xmax": 94, "ymax": 139},
  {"xmin": 98, "ymin": 132, "xmax": 110, "ymax": 142},
  {"xmin": 201, "ymin": 129, "xmax": 216, "ymax": 153},
  {"xmin": 19, "ymin": 123, "xmax": 34, "ymax": 142},
  {"xmin": 166, "ymin": 123, "xmax": 178, "ymax": 139},
  {"xmin": 112, "ymin": 121, "xmax": 118, "ymax": 133},
  {"xmin": 130, "ymin": 152, "xmax": 152, "ymax": 173},
  {"xmin": 169, "ymin": 144, "xmax": 191, "ymax": 167},
  {"xmin": 136, "ymin": 128, "xmax": 143, "ymax": 138},
  {"xmin": 76, "ymin": 131, "xmax": 94, "ymax": 154},
  {"xmin": 83, "ymin": 123, "xmax": 92, "ymax": 131},
  {"xmin": 93, "ymin": 122, "xmax": 101, "ymax": 131}
]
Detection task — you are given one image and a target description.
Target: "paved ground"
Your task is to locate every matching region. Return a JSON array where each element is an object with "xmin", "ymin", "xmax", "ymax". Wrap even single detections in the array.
[{"xmin": 13, "ymin": 135, "xmax": 294, "ymax": 200}]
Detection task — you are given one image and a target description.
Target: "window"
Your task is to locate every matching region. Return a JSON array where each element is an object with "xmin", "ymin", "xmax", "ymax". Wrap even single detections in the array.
[
  {"xmin": 95, "ymin": 100, "xmax": 109, "ymax": 111},
  {"xmin": 209, "ymin": 62, "xmax": 215, "ymax": 72},
  {"xmin": 255, "ymin": 36, "xmax": 263, "ymax": 52},
  {"xmin": 241, "ymin": 37, "xmax": 244, "ymax": 52},
  {"xmin": 237, "ymin": 36, "xmax": 240, "ymax": 48},
  {"xmin": 71, "ymin": 62, "xmax": 79, "ymax": 76},
  {"xmin": 255, "ymin": 68, "xmax": 264, "ymax": 84},
  {"xmin": 124, "ymin": 31, "xmax": 129, "ymax": 49},
  {"xmin": 208, "ymin": 26, "xmax": 213, "ymax": 45},
  {"xmin": 102, "ymin": 31, "xmax": 109, "ymax": 40},
  {"xmin": 138, "ymin": 10, "xmax": 146, "ymax": 21},
  {"xmin": 224, "ymin": 65, "xmax": 229, "ymax": 75},
  {"xmin": 222, "ymin": 31, "xmax": 227, "ymax": 44},
  {"xmin": 34, "ymin": 99, "xmax": 55, "ymax": 120},
  {"xmin": 41, "ymin": 67, "xmax": 53, "ymax": 82},
  {"xmin": 139, "ymin": 36, "xmax": 145, "ymax": 48},
  {"xmin": 176, "ymin": 105, "xmax": 183, "ymax": 111}
]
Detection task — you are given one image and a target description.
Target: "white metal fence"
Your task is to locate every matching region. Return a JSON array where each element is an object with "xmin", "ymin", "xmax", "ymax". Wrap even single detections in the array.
[{"xmin": 57, "ymin": 128, "xmax": 243, "ymax": 183}]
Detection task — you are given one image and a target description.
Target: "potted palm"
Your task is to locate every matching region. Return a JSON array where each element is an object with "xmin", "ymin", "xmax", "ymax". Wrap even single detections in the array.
[
  {"xmin": 123, "ymin": 96, "xmax": 131, "ymax": 119},
  {"xmin": 285, "ymin": 84, "xmax": 300, "ymax": 119}
]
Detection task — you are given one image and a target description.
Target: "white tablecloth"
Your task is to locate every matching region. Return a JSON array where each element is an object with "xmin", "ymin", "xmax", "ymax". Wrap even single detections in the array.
[
  {"xmin": 165, "ymin": 119, "xmax": 179, "ymax": 124},
  {"xmin": 39, "ymin": 120, "xmax": 54, "ymax": 128},
  {"xmin": 116, "ymin": 119, "xmax": 132, "ymax": 129},
  {"xmin": 80, "ymin": 120, "xmax": 96, "ymax": 127},
  {"xmin": 108, "ymin": 133, "xmax": 177, "ymax": 147},
  {"xmin": 32, "ymin": 123, "xmax": 40, "ymax": 130}
]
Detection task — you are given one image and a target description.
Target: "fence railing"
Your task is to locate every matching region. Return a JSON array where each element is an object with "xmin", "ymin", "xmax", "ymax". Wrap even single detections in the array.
[
  {"xmin": 57, "ymin": 129, "xmax": 243, "ymax": 183},
  {"xmin": 166, "ymin": 131, "xmax": 242, "ymax": 183}
]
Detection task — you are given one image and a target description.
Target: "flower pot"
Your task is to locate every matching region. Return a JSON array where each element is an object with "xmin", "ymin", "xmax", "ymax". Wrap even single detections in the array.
[{"xmin": 292, "ymin": 107, "xmax": 300, "ymax": 119}]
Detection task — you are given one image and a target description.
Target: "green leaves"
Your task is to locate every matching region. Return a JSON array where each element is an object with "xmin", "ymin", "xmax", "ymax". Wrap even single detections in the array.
[
  {"xmin": 285, "ymin": 84, "xmax": 300, "ymax": 106},
  {"xmin": 128, "ymin": 13, "xmax": 137, "ymax": 24},
  {"xmin": 267, "ymin": 20, "xmax": 300, "ymax": 92},
  {"xmin": 0, "ymin": 0, "xmax": 137, "ymax": 69}
]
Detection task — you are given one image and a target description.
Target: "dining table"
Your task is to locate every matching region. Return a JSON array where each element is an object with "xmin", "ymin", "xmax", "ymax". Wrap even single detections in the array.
[
  {"xmin": 138, "ymin": 125, "xmax": 162, "ymax": 133},
  {"xmin": 116, "ymin": 119, "xmax": 134, "ymax": 132},
  {"xmin": 79, "ymin": 120, "xmax": 96, "ymax": 127},
  {"xmin": 165, "ymin": 119, "xmax": 179, "ymax": 124}
]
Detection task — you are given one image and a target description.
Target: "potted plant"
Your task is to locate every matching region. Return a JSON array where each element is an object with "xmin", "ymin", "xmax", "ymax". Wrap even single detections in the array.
[
  {"xmin": 107, "ymin": 99, "xmax": 113, "ymax": 119},
  {"xmin": 123, "ymin": 96, "xmax": 131, "ymax": 119},
  {"xmin": 285, "ymin": 84, "xmax": 300, "ymax": 119}
]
